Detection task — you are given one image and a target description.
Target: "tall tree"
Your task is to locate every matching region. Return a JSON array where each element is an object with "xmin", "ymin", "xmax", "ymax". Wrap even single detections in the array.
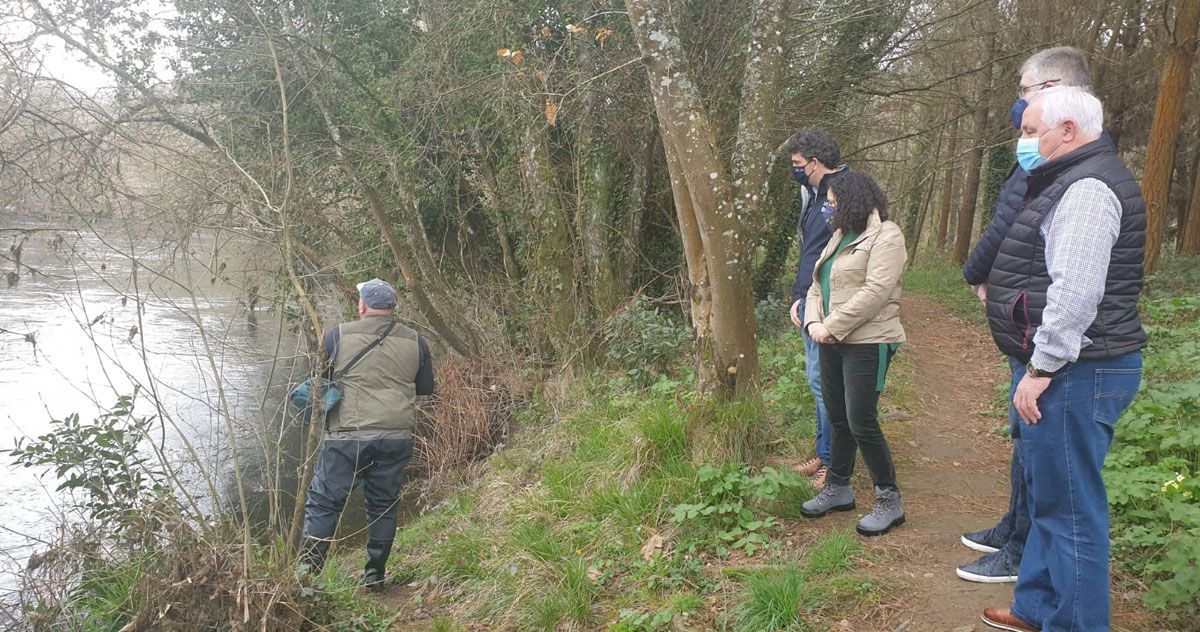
[
  {"xmin": 1183, "ymin": 148, "xmax": 1200, "ymax": 253},
  {"xmin": 953, "ymin": 3, "xmax": 998, "ymax": 265},
  {"xmin": 626, "ymin": 0, "xmax": 789, "ymax": 398},
  {"xmin": 1142, "ymin": 0, "xmax": 1200, "ymax": 272},
  {"xmin": 936, "ymin": 114, "xmax": 960, "ymax": 249}
]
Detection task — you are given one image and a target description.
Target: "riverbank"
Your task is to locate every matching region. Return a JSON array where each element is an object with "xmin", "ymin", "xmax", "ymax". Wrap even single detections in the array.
[
  {"xmin": 357, "ymin": 258, "xmax": 1192, "ymax": 631},
  {"xmin": 7, "ymin": 257, "xmax": 1194, "ymax": 629}
]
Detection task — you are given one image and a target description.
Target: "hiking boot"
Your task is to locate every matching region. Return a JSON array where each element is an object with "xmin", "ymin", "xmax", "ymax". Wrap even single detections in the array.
[
  {"xmin": 962, "ymin": 524, "xmax": 1007, "ymax": 554},
  {"xmin": 856, "ymin": 486, "xmax": 905, "ymax": 536},
  {"xmin": 982, "ymin": 607, "xmax": 1036, "ymax": 632},
  {"xmin": 792, "ymin": 457, "xmax": 823, "ymax": 477},
  {"xmin": 811, "ymin": 466, "xmax": 827, "ymax": 491},
  {"xmin": 800, "ymin": 484, "xmax": 855, "ymax": 518},
  {"xmin": 957, "ymin": 548, "xmax": 1019, "ymax": 583}
]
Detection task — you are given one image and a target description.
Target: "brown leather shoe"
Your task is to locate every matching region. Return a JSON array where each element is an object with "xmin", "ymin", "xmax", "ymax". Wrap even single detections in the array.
[
  {"xmin": 792, "ymin": 457, "xmax": 822, "ymax": 476},
  {"xmin": 811, "ymin": 466, "xmax": 827, "ymax": 491},
  {"xmin": 982, "ymin": 607, "xmax": 1037, "ymax": 632}
]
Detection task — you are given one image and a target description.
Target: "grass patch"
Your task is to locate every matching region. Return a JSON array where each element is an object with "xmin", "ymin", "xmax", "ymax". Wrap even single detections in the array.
[
  {"xmin": 378, "ymin": 332, "xmax": 902, "ymax": 629},
  {"xmin": 805, "ymin": 530, "xmax": 861, "ymax": 575},
  {"xmin": 526, "ymin": 557, "xmax": 597, "ymax": 629},
  {"xmin": 733, "ymin": 565, "xmax": 810, "ymax": 631}
]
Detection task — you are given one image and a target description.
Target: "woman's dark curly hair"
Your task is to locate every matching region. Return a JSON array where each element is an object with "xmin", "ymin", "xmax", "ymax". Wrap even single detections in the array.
[{"xmin": 827, "ymin": 170, "xmax": 889, "ymax": 234}]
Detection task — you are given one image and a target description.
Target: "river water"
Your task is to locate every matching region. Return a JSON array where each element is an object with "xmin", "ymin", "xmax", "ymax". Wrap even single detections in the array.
[{"xmin": 0, "ymin": 214, "xmax": 301, "ymax": 594}]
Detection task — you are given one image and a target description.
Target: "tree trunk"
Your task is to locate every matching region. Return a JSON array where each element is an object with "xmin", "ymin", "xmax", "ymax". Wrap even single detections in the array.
[
  {"xmin": 576, "ymin": 85, "xmax": 621, "ymax": 319},
  {"xmin": 936, "ymin": 114, "xmax": 959, "ymax": 249},
  {"xmin": 1183, "ymin": 146, "xmax": 1200, "ymax": 253},
  {"xmin": 521, "ymin": 123, "xmax": 580, "ymax": 355},
  {"xmin": 908, "ymin": 136, "xmax": 942, "ymax": 265},
  {"xmin": 615, "ymin": 129, "xmax": 655, "ymax": 296},
  {"xmin": 902, "ymin": 104, "xmax": 941, "ymax": 251},
  {"xmin": 1142, "ymin": 0, "xmax": 1200, "ymax": 272},
  {"xmin": 627, "ymin": 0, "xmax": 788, "ymax": 399},
  {"xmin": 954, "ymin": 23, "xmax": 997, "ymax": 265}
]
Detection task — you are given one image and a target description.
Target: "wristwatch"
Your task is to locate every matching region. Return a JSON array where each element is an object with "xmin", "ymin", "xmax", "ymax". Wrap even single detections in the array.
[{"xmin": 1026, "ymin": 362, "xmax": 1061, "ymax": 379}]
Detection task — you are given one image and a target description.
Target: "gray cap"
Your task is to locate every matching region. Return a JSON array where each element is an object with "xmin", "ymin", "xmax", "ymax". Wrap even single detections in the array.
[{"xmin": 356, "ymin": 278, "xmax": 397, "ymax": 309}]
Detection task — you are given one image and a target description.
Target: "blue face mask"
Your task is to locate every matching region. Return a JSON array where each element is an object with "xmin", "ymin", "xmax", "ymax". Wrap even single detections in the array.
[
  {"xmin": 792, "ymin": 164, "xmax": 811, "ymax": 187},
  {"xmin": 1015, "ymin": 137, "xmax": 1046, "ymax": 171},
  {"xmin": 821, "ymin": 201, "xmax": 837, "ymax": 223},
  {"xmin": 1010, "ymin": 98, "xmax": 1028, "ymax": 130}
]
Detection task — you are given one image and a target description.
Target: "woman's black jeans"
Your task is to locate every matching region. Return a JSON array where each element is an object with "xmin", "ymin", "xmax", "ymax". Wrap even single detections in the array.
[{"xmin": 819, "ymin": 343, "xmax": 898, "ymax": 491}]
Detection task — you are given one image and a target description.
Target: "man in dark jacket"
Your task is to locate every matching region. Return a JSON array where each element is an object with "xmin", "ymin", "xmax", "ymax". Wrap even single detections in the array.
[
  {"xmin": 299, "ymin": 278, "xmax": 435, "ymax": 587},
  {"xmin": 784, "ymin": 129, "xmax": 847, "ymax": 490},
  {"xmin": 980, "ymin": 86, "xmax": 1146, "ymax": 632},
  {"xmin": 957, "ymin": 47, "xmax": 1095, "ymax": 586}
]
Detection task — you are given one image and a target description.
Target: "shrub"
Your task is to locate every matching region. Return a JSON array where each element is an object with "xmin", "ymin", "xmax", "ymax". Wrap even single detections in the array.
[
  {"xmin": 603, "ymin": 295, "xmax": 692, "ymax": 385},
  {"xmin": 669, "ymin": 464, "xmax": 808, "ymax": 556}
]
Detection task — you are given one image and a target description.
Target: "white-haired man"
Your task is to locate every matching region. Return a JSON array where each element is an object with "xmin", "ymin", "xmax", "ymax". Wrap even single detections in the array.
[{"xmin": 980, "ymin": 87, "xmax": 1147, "ymax": 632}]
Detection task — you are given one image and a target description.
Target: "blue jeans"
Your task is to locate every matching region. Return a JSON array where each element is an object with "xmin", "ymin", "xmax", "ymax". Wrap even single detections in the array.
[
  {"xmin": 801, "ymin": 320, "xmax": 832, "ymax": 466},
  {"xmin": 1010, "ymin": 353, "xmax": 1142, "ymax": 632}
]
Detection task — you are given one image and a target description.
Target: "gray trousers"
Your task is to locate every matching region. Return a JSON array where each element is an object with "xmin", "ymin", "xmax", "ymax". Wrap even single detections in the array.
[{"xmin": 303, "ymin": 438, "xmax": 414, "ymax": 543}]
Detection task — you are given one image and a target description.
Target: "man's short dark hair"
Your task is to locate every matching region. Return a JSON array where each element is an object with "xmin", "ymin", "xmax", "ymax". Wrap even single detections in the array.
[
  {"xmin": 827, "ymin": 170, "xmax": 888, "ymax": 234},
  {"xmin": 785, "ymin": 129, "xmax": 841, "ymax": 167}
]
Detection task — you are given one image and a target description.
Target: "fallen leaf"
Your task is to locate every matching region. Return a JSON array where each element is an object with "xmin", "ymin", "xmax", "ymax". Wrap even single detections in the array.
[
  {"xmin": 540, "ymin": 25, "xmax": 551, "ymax": 37},
  {"xmin": 595, "ymin": 27, "xmax": 615, "ymax": 47},
  {"xmin": 639, "ymin": 533, "xmax": 664, "ymax": 560},
  {"xmin": 510, "ymin": 50, "xmax": 524, "ymax": 65},
  {"xmin": 566, "ymin": 24, "xmax": 586, "ymax": 33},
  {"xmin": 496, "ymin": 48, "xmax": 511, "ymax": 57},
  {"xmin": 544, "ymin": 98, "xmax": 558, "ymax": 126}
]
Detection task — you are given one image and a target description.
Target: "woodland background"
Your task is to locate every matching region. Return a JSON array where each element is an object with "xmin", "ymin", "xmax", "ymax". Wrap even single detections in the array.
[{"xmin": 1, "ymin": 0, "xmax": 1198, "ymax": 629}]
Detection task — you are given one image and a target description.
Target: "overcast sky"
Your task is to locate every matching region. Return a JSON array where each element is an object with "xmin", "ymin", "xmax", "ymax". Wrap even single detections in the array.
[{"xmin": 3, "ymin": 1, "xmax": 175, "ymax": 96}]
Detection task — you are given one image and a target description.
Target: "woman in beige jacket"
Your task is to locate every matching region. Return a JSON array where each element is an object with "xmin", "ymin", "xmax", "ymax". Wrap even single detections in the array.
[{"xmin": 798, "ymin": 170, "xmax": 907, "ymax": 537}]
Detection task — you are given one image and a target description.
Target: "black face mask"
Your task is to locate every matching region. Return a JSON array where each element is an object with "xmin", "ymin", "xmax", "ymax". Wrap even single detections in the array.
[{"xmin": 792, "ymin": 163, "xmax": 812, "ymax": 187}]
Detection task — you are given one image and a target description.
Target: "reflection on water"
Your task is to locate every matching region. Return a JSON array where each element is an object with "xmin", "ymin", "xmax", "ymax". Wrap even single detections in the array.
[{"xmin": 0, "ymin": 216, "xmax": 300, "ymax": 592}]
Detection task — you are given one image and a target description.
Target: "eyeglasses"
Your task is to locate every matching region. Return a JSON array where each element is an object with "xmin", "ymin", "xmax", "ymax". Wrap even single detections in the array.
[{"xmin": 1018, "ymin": 79, "xmax": 1060, "ymax": 99}]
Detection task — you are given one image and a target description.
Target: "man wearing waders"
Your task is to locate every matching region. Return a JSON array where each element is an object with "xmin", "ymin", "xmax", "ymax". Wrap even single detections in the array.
[{"xmin": 299, "ymin": 278, "xmax": 435, "ymax": 587}]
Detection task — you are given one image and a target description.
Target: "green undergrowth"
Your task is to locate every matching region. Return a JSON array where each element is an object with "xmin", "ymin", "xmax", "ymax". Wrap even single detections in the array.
[
  {"xmin": 901, "ymin": 254, "xmax": 987, "ymax": 325},
  {"xmin": 1105, "ymin": 256, "xmax": 1200, "ymax": 615},
  {"xmin": 906, "ymin": 255, "xmax": 1200, "ymax": 617},
  {"xmin": 382, "ymin": 333, "xmax": 878, "ymax": 630}
]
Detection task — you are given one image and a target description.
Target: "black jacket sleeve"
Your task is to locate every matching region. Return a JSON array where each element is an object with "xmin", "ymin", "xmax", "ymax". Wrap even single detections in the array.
[
  {"xmin": 963, "ymin": 166, "xmax": 1027, "ymax": 286},
  {"xmin": 415, "ymin": 336, "xmax": 435, "ymax": 396}
]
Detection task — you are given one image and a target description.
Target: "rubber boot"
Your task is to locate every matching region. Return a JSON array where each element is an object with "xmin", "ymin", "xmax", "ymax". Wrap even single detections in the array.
[
  {"xmin": 297, "ymin": 537, "xmax": 330, "ymax": 578},
  {"xmin": 362, "ymin": 538, "xmax": 393, "ymax": 589}
]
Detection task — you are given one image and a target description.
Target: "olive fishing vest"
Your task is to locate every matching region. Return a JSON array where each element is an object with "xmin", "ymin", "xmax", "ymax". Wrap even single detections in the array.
[{"xmin": 325, "ymin": 317, "xmax": 422, "ymax": 434}]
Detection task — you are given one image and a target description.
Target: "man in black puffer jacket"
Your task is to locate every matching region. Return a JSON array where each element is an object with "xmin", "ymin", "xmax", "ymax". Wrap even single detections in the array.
[{"xmin": 956, "ymin": 47, "xmax": 1098, "ymax": 587}]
